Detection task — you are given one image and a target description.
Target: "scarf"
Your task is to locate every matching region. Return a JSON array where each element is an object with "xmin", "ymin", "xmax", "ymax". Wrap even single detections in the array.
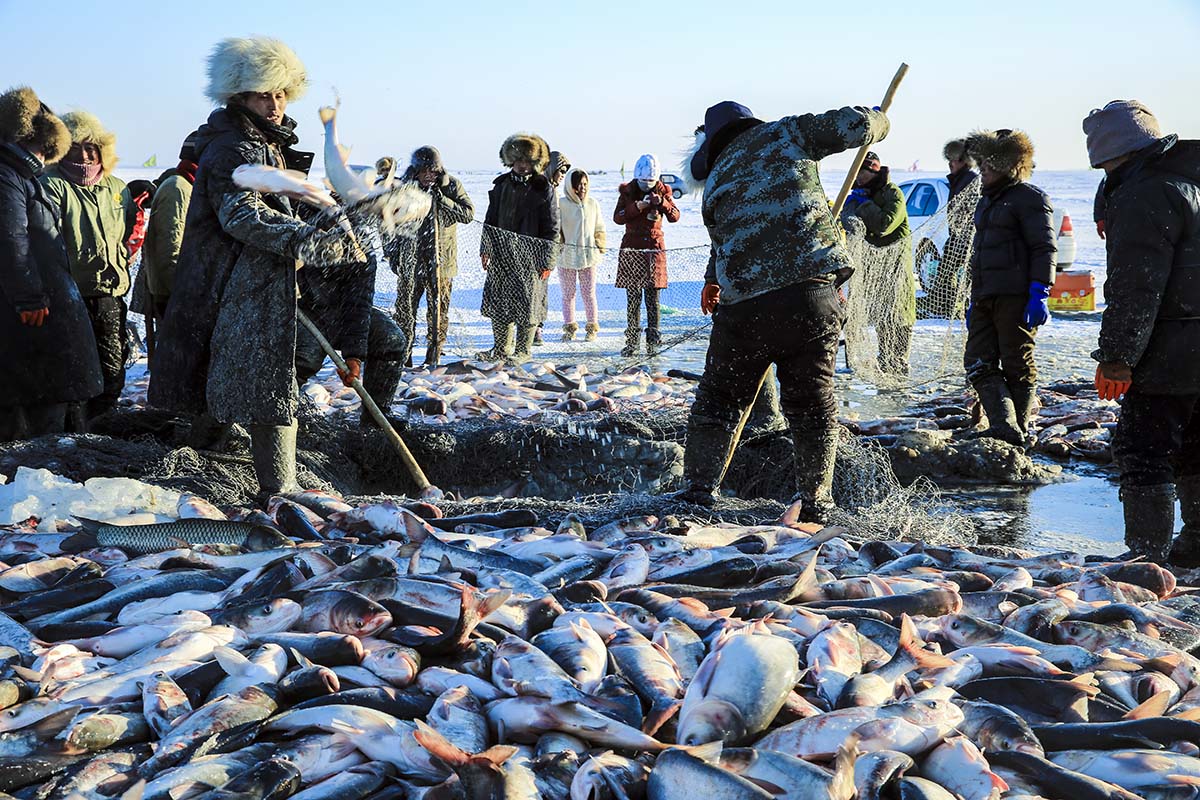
[
  {"xmin": 58, "ymin": 158, "xmax": 104, "ymax": 186},
  {"xmin": 177, "ymin": 159, "xmax": 198, "ymax": 184},
  {"xmin": 226, "ymin": 104, "xmax": 300, "ymax": 148}
]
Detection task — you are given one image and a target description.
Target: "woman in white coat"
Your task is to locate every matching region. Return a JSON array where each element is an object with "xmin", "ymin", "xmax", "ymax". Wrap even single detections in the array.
[{"xmin": 557, "ymin": 169, "xmax": 606, "ymax": 341}]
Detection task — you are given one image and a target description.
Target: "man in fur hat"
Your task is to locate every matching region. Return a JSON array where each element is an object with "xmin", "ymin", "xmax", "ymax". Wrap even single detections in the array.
[
  {"xmin": 961, "ymin": 129, "xmax": 1056, "ymax": 447},
  {"xmin": 41, "ymin": 111, "xmax": 136, "ymax": 422},
  {"xmin": 149, "ymin": 36, "xmax": 365, "ymax": 500},
  {"xmin": 388, "ymin": 145, "xmax": 474, "ymax": 367},
  {"xmin": 0, "ymin": 87, "xmax": 103, "ymax": 439},
  {"xmin": 1083, "ymin": 100, "xmax": 1200, "ymax": 565},
  {"xmin": 477, "ymin": 132, "xmax": 559, "ymax": 364},
  {"xmin": 672, "ymin": 100, "xmax": 889, "ymax": 520}
]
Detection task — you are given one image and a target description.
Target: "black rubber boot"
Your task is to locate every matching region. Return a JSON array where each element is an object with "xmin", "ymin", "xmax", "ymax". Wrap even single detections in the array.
[
  {"xmin": 188, "ymin": 413, "xmax": 232, "ymax": 451},
  {"xmin": 671, "ymin": 424, "xmax": 739, "ymax": 507},
  {"xmin": 475, "ymin": 321, "xmax": 514, "ymax": 362},
  {"xmin": 966, "ymin": 377, "xmax": 1025, "ymax": 446},
  {"xmin": 1121, "ymin": 483, "xmax": 1176, "ymax": 564},
  {"xmin": 1168, "ymin": 476, "xmax": 1200, "ymax": 568},
  {"xmin": 791, "ymin": 427, "xmax": 839, "ymax": 525},
  {"xmin": 249, "ymin": 421, "xmax": 299, "ymax": 503},
  {"xmin": 621, "ymin": 327, "xmax": 640, "ymax": 358},
  {"xmin": 1010, "ymin": 382, "xmax": 1038, "ymax": 447},
  {"xmin": 509, "ymin": 325, "xmax": 538, "ymax": 365},
  {"xmin": 360, "ymin": 358, "xmax": 404, "ymax": 428}
]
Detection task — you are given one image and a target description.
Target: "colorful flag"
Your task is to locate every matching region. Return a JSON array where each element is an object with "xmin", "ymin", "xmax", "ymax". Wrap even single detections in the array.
[{"xmin": 142, "ymin": 154, "xmax": 157, "ymax": 168}]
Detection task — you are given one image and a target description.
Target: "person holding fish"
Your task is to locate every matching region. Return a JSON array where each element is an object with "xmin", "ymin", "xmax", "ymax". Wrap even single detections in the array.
[
  {"xmin": 477, "ymin": 132, "xmax": 559, "ymax": 364},
  {"xmin": 149, "ymin": 36, "xmax": 367, "ymax": 500}
]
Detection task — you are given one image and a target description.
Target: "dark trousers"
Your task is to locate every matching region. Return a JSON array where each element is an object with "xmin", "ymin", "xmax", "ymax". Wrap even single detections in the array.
[
  {"xmin": 691, "ymin": 281, "xmax": 844, "ymax": 436},
  {"xmin": 411, "ymin": 272, "xmax": 453, "ymax": 363},
  {"xmin": 1113, "ymin": 390, "xmax": 1200, "ymax": 488},
  {"xmin": 0, "ymin": 403, "xmax": 67, "ymax": 441},
  {"xmin": 626, "ymin": 288, "xmax": 661, "ymax": 343},
  {"xmin": 83, "ymin": 296, "xmax": 128, "ymax": 418},
  {"xmin": 296, "ymin": 307, "xmax": 408, "ymax": 408},
  {"xmin": 963, "ymin": 294, "xmax": 1037, "ymax": 388}
]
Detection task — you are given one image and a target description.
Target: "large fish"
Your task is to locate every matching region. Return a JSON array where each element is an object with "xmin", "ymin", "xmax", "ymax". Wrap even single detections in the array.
[{"xmin": 65, "ymin": 518, "xmax": 292, "ymax": 555}]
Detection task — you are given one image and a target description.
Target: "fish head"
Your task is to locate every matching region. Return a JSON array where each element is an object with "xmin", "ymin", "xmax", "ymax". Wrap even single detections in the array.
[
  {"xmin": 246, "ymin": 526, "xmax": 294, "ymax": 552},
  {"xmin": 331, "ymin": 596, "xmax": 393, "ymax": 637},
  {"xmin": 937, "ymin": 614, "xmax": 990, "ymax": 647},
  {"xmin": 1050, "ymin": 621, "xmax": 1100, "ymax": 648},
  {"xmin": 613, "ymin": 606, "xmax": 658, "ymax": 636},
  {"xmin": 362, "ymin": 645, "xmax": 421, "ymax": 686},
  {"xmin": 899, "ymin": 697, "xmax": 964, "ymax": 729},
  {"xmin": 236, "ymin": 599, "xmax": 303, "ymax": 634},
  {"xmin": 0, "ymin": 698, "xmax": 65, "ymax": 732},
  {"xmin": 676, "ymin": 698, "xmax": 746, "ymax": 746}
]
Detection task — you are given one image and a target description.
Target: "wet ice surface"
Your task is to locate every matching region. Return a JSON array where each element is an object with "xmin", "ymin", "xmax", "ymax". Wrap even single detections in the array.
[{"xmin": 115, "ymin": 167, "xmax": 1127, "ymax": 553}]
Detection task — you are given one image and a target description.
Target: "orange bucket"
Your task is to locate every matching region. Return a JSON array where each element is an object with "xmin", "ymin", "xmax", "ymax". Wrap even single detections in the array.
[{"xmin": 1049, "ymin": 270, "xmax": 1096, "ymax": 312}]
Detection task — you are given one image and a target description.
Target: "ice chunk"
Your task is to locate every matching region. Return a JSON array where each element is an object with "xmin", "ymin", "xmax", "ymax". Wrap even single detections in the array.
[{"xmin": 0, "ymin": 467, "xmax": 181, "ymax": 529}]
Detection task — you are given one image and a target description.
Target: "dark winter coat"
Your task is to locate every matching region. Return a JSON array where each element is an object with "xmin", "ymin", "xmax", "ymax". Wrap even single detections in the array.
[
  {"xmin": 701, "ymin": 106, "xmax": 890, "ymax": 305},
  {"xmin": 1095, "ymin": 136, "xmax": 1200, "ymax": 394},
  {"xmin": 148, "ymin": 107, "xmax": 320, "ymax": 426},
  {"xmin": 848, "ymin": 169, "xmax": 915, "ymax": 326},
  {"xmin": 296, "ymin": 203, "xmax": 376, "ymax": 363},
  {"xmin": 614, "ymin": 181, "xmax": 680, "ymax": 289},
  {"xmin": 0, "ymin": 144, "xmax": 103, "ymax": 407},
  {"xmin": 968, "ymin": 179, "xmax": 1056, "ymax": 300},
  {"xmin": 479, "ymin": 172, "xmax": 557, "ymax": 324},
  {"xmin": 388, "ymin": 170, "xmax": 473, "ymax": 282},
  {"xmin": 948, "ymin": 167, "xmax": 980, "ymax": 202}
]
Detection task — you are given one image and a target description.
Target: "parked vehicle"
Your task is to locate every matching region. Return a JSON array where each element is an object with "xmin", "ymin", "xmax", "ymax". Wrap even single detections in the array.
[
  {"xmin": 659, "ymin": 173, "xmax": 685, "ymax": 199},
  {"xmin": 899, "ymin": 177, "xmax": 1076, "ymax": 312}
]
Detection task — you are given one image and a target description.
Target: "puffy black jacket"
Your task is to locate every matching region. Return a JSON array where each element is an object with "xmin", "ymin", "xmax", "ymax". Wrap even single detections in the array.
[
  {"xmin": 1095, "ymin": 136, "xmax": 1200, "ymax": 394},
  {"xmin": 968, "ymin": 180, "xmax": 1056, "ymax": 299},
  {"xmin": 0, "ymin": 143, "xmax": 102, "ymax": 408}
]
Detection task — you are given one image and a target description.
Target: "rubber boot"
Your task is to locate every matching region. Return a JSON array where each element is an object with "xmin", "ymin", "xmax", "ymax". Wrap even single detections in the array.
[
  {"xmin": 791, "ymin": 427, "xmax": 839, "ymax": 525},
  {"xmin": 621, "ymin": 328, "xmax": 640, "ymax": 358},
  {"xmin": 475, "ymin": 321, "xmax": 514, "ymax": 362},
  {"xmin": 1120, "ymin": 483, "xmax": 1176, "ymax": 564},
  {"xmin": 1010, "ymin": 382, "xmax": 1038, "ymax": 448},
  {"xmin": 645, "ymin": 328, "xmax": 662, "ymax": 356},
  {"xmin": 965, "ymin": 377, "xmax": 1025, "ymax": 446},
  {"xmin": 359, "ymin": 358, "xmax": 404, "ymax": 429},
  {"xmin": 672, "ymin": 424, "xmax": 739, "ymax": 507},
  {"xmin": 249, "ymin": 421, "xmax": 299, "ymax": 503},
  {"xmin": 509, "ymin": 325, "xmax": 538, "ymax": 365},
  {"xmin": 584, "ymin": 322, "xmax": 599, "ymax": 342},
  {"xmin": 188, "ymin": 413, "xmax": 231, "ymax": 451},
  {"xmin": 561, "ymin": 323, "xmax": 578, "ymax": 342},
  {"xmin": 1168, "ymin": 475, "xmax": 1200, "ymax": 568}
]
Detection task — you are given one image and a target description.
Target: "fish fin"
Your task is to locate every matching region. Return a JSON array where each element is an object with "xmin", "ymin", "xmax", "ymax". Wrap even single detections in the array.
[
  {"xmin": 12, "ymin": 665, "xmax": 42, "ymax": 681},
  {"xmin": 1143, "ymin": 654, "xmax": 1183, "ymax": 672},
  {"xmin": 1172, "ymin": 707, "xmax": 1200, "ymax": 721},
  {"xmin": 690, "ymin": 650, "xmax": 720, "ymax": 699},
  {"xmin": 33, "ymin": 706, "xmax": 80, "ymax": 738},
  {"xmin": 337, "ymin": 144, "xmax": 352, "ymax": 165},
  {"xmin": 682, "ymin": 740, "xmax": 723, "ymax": 763},
  {"xmin": 288, "ymin": 648, "xmax": 316, "ymax": 670},
  {"xmin": 412, "ymin": 719, "xmax": 470, "ymax": 767},
  {"xmin": 743, "ymin": 778, "xmax": 789, "ymax": 794},
  {"xmin": 318, "ymin": 106, "xmax": 336, "ymax": 124},
  {"xmin": 70, "ymin": 516, "xmax": 105, "ymax": 535},
  {"xmin": 59, "ymin": 531, "xmax": 98, "ymax": 553},
  {"xmin": 711, "ymin": 607, "xmax": 735, "ymax": 618},
  {"xmin": 1123, "ymin": 690, "xmax": 1172, "ymax": 720},
  {"xmin": 476, "ymin": 745, "xmax": 518, "ymax": 766},
  {"xmin": 477, "ymin": 588, "xmax": 512, "ymax": 619},
  {"xmin": 1067, "ymin": 674, "xmax": 1102, "ymax": 696},
  {"xmin": 330, "ymin": 719, "xmax": 367, "ymax": 736},
  {"xmin": 777, "ymin": 498, "xmax": 803, "ymax": 526},
  {"xmin": 212, "ymin": 646, "xmax": 251, "ymax": 676},
  {"xmin": 1166, "ymin": 775, "xmax": 1200, "ymax": 786},
  {"xmin": 897, "ymin": 615, "xmax": 955, "ymax": 670},
  {"xmin": 642, "ymin": 698, "xmax": 681, "ymax": 736},
  {"xmin": 784, "ymin": 551, "xmax": 821, "ymax": 603},
  {"xmin": 120, "ymin": 780, "xmax": 146, "ymax": 800}
]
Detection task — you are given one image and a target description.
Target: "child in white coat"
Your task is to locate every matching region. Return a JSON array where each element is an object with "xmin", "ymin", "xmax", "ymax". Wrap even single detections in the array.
[{"xmin": 557, "ymin": 169, "xmax": 606, "ymax": 341}]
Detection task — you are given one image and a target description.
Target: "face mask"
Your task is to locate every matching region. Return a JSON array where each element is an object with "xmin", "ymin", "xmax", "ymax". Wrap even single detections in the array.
[
  {"xmin": 637, "ymin": 179, "xmax": 655, "ymax": 192},
  {"xmin": 511, "ymin": 171, "xmax": 530, "ymax": 184}
]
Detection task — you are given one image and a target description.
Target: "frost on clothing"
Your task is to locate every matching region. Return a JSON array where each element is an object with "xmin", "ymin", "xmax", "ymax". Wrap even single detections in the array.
[
  {"xmin": 479, "ymin": 173, "xmax": 558, "ymax": 326},
  {"xmin": 148, "ymin": 107, "xmax": 324, "ymax": 427},
  {"xmin": 696, "ymin": 107, "xmax": 885, "ymax": 306}
]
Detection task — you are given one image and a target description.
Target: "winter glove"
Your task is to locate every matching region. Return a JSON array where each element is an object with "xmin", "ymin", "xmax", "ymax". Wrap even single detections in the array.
[
  {"xmin": 19, "ymin": 307, "xmax": 49, "ymax": 327},
  {"xmin": 1024, "ymin": 281, "xmax": 1051, "ymax": 328},
  {"xmin": 844, "ymin": 188, "xmax": 870, "ymax": 211},
  {"xmin": 337, "ymin": 357, "xmax": 362, "ymax": 387},
  {"xmin": 295, "ymin": 226, "xmax": 368, "ymax": 267},
  {"xmin": 1095, "ymin": 362, "xmax": 1132, "ymax": 401},
  {"xmin": 964, "ymin": 302, "xmax": 972, "ymax": 327},
  {"xmin": 701, "ymin": 282, "xmax": 721, "ymax": 315}
]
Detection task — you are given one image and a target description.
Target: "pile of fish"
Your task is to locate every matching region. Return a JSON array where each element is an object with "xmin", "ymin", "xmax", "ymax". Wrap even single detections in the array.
[{"xmin": 4, "ymin": 484, "xmax": 1200, "ymax": 800}]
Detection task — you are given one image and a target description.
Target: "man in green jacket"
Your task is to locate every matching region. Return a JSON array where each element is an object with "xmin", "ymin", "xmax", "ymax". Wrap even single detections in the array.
[
  {"xmin": 143, "ymin": 133, "xmax": 198, "ymax": 325},
  {"xmin": 41, "ymin": 111, "xmax": 135, "ymax": 420},
  {"xmin": 843, "ymin": 151, "xmax": 915, "ymax": 377}
]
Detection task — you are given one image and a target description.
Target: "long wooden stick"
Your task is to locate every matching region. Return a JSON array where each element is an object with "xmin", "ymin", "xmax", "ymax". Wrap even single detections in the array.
[
  {"xmin": 831, "ymin": 63, "xmax": 910, "ymax": 219},
  {"xmin": 296, "ymin": 308, "xmax": 437, "ymax": 496}
]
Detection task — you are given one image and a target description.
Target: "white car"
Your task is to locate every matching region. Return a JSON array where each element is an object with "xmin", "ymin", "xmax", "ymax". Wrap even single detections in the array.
[{"xmin": 899, "ymin": 177, "xmax": 1077, "ymax": 305}]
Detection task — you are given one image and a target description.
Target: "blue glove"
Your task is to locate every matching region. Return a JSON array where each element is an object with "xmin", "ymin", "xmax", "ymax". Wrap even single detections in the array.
[
  {"xmin": 965, "ymin": 302, "xmax": 972, "ymax": 327},
  {"xmin": 1024, "ymin": 281, "xmax": 1051, "ymax": 328},
  {"xmin": 845, "ymin": 188, "xmax": 869, "ymax": 210}
]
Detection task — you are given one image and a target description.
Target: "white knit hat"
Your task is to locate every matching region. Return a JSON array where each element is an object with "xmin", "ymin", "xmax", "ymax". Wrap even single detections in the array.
[
  {"xmin": 1083, "ymin": 100, "xmax": 1162, "ymax": 168},
  {"xmin": 633, "ymin": 153, "xmax": 660, "ymax": 182}
]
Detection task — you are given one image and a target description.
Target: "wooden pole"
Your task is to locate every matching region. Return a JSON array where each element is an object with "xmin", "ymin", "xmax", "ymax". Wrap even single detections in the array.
[
  {"xmin": 831, "ymin": 63, "xmax": 910, "ymax": 219},
  {"xmin": 296, "ymin": 308, "xmax": 438, "ymax": 497}
]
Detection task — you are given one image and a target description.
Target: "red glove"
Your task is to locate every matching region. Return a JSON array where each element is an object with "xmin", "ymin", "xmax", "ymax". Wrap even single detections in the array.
[
  {"xmin": 701, "ymin": 283, "xmax": 721, "ymax": 315},
  {"xmin": 19, "ymin": 307, "xmax": 49, "ymax": 327},
  {"xmin": 337, "ymin": 358, "xmax": 362, "ymax": 387},
  {"xmin": 1096, "ymin": 219, "xmax": 1106, "ymax": 240},
  {"xmin": 1095, "ymin": 363, "xmax": 1131, "ymax": 401},
  {"xmin": 540, "ymin": 270, "xmax": 551, "ymax": 281}
]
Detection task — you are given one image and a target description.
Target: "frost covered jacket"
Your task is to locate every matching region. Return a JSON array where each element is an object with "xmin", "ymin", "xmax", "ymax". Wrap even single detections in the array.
[
  {"xmin": 388, "ymin": 170, "xmax": 474, "ymax": 282},
  {"xmin": 701, "ymin": 106, "xmax": 889, "ymax": 305},
  {"xmin": 0, "ymin": 144, "xmax": 102, "ymax": 407},
  {"xmin": 149, "ymin": 106, "xmax": 321, "ymax": 426},
  {"xmin": 614, "ymin": 180, "xmax": 679, "ymax": 288},
  {"xmin": 1095, "ymin": 136, "xmax": 1200, "ymax": 394},
  {"xmin": 40, "ymin": 169, "xmax": 134, "ymax": 298},
  {"xmin": 968, "ymin": 179, "xmax": 1056, "ymax": 300}
]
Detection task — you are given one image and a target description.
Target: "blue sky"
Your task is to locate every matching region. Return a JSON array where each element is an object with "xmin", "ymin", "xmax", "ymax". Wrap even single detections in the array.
[{"xmin": 2, "ymin": 0, "xmax": 1197, "ymax": 173}]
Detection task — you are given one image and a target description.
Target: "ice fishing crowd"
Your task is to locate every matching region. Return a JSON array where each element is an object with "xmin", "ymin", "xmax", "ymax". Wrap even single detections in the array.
[{"xmin": 0, "ymin": 37, "xmax": 1196, "ymax": 567}]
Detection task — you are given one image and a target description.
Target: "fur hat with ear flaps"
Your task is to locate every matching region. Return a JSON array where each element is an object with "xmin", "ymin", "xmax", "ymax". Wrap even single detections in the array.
[
  {"xmin": 0, "ymin": 86, "xmax": 71, "ymax": 163},
  {"xmin": 942, "ymin": 138, "xmax": 975, "ymax": 166},
  {"xmin": 60, "ymin": 110, "xmax": 118, "ymax": 175},
  {"xmin": 205, "ymin": 37, "xmax": 308, "ymax": 106},
  {"xmin": 499, "ymin": 132, "xmax": 550, "ymax": 172},
  {"xmin": 967, "ymin": 129, "xmax": 1035, "ymax": 182}
]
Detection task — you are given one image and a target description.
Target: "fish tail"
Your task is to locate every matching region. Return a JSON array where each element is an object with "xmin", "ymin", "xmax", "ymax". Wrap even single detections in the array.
[
  {"xmin": 60, "ymin": 531, "xmax": 98, "ymax": 553},
  {"xmin": 318, "ymin": 106, "xmax": 336, "ymax": 125},
  {"xmin": 830, "ymin": 735, "xmax": 860, "ymax": 800},
  {"xmin": 643, "ymin": 698, "xmax": 682, "ymax": 736}
]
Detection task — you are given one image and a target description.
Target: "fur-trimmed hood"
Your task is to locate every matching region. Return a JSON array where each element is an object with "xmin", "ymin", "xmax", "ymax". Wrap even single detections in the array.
[
  {"xmin": 500, "ymin": 132, "xmax": 550, "ymax": 172},
  {"xmin": 943, "ymin": 138, "xmax": 974, "ymax": 166},
  {"xmin": 205, "ymin": 37, "xmax": 308, "ymax": 106},
  {"xmin": 967, "ymin": 129, "xmax": 1035, "ymax": 182},
  {"xmin": 0, "ymin": 86, "xmax": 71, "ymax": 163},
  {"xmin": 60, "ymin": 110, "xmax": 118, "ymax": 175}
]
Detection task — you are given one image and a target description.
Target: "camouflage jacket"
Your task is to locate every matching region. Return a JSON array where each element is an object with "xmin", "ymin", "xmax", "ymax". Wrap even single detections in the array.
[{"xmin": 701, "ymin": 106, "xmax": 889, "ymax": 305}]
